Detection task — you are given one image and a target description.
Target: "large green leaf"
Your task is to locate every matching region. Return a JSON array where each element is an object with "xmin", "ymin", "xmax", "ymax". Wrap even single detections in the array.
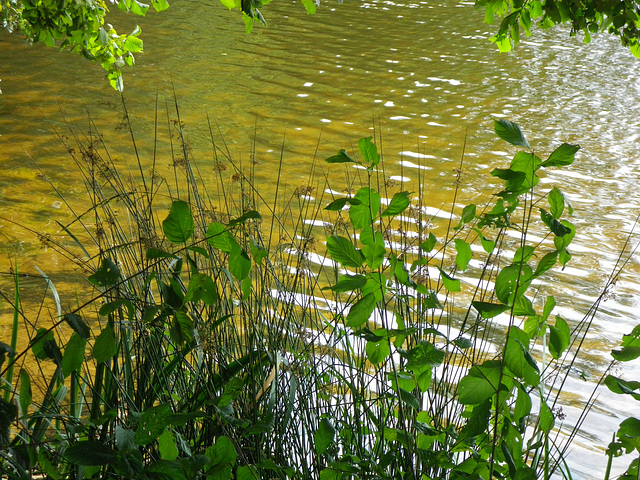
[
  {"xmin": 183, "ymin": 273, "xmax": 219, "ymax": 305},
  {"xmin": 548, "ymin": 316, "xmax": 571, "ymax": 359},
  {"xmin": 135, "ymin": 403, "xmax": 172, "ymax": 446},
  {"xmin": 542, "ymin": 143, "xmax": 580, "ymax": 167},
  {"xmin": 93, "ymin": 324, "xmax": 117, "ymax": 363},
  {"xmin": 229, "ymin": 244, "xmax": 252, "ymax": 281},
  {"xmin": 323, "ymin": 274, "xmax": 367, "ymax": 293},
  {"xmin": 206, "ymin": 222, "xmax": 237, "ymax": 253},
  {"xmin": 495, "ymin": 264, "xmax": 532, "ymax": 305},
  {"xmin": 315, "ymin": 418, "xmax": 336, "ymax": 456},
  {"xmin": 380, "ymin": 191, "xmax": 411, "ymax": 217},
  {"xmin": 346, "ymin": 292, "xmax": 377, "ymax": 328},
  {"xmin": 61, "ymin": 333, "xmax": 86, "ymax": 378},
  {"xmin": 326, "ymin": 235, "xmax": 365, "ymax": 268},
  {"xmin": 89, "ymin": 257, "xmax": 121, "ymax": 287},
  {"xmin": 472, "ymin": 301, "xmax": 509, "ymax": 319},
  {"xmin": 504, "ymin": 328, "xmax": 539, "ymax": 385},
  {"xmin": 65, "ymin": 441, "xmax": 118, "ymax": 466},
  {"xmin": 19, "ymin": 369, "xmax": 32, "ymax": 415},
  {"xmin": 158, "ymin": 428, "xmax": 179, "ymax": 461},
  {"xmin": 326, "ymin": 149, "xmax": 357, "ymax": 163},
  {"xmin": 162, "ymin": 200, "xmax": 194, "ymax": 244},
  {"xmin": 454, "ymin": 239, "xmax": 472, "ymax": 271},
  {"xmin": 548, "ymin": 187, "xmax": 565, "ymax": 219},
  {"xmin": 438, "ymin": 267, "xmax": 460, "ymax": 292},
  {"xmin": 365, "ymin": 339, "xmax": 390, "ymax": 364},
  {"xmin": 458, "ymin": 362, "xmax": 503, "ymax": 405},
  {"xmin": 64, "ymin": 313, "xmax": 90, "ymax": 339},
  {"xmin": 349, "ymin": 188, "xmax": 381, "ymax": 230},
  {"xmin": 494, "ymin": 119, "xmax": 530, "ymax": 149},
  {"xmin": 170, "ymin": 311, "xmax": 194, "ymax": 345},
  {"xmin": 358, "ymin": 137, "xmax": 380, "ymax": 168}
]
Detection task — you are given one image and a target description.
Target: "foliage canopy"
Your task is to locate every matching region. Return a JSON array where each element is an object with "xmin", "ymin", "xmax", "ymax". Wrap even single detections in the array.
[
  {"xmin": 2, "ymin": 0, "xmax": 639, "ymax": 91},
  {"xmin": 0, "ymin": 0, "xmax": 316, "ymax": 91},
  {"xmin": 476, "ymin": 0, "xmax": 640, "ymax": 57}
]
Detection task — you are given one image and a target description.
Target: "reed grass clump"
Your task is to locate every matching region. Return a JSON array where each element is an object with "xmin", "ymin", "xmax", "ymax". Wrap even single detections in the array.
[{"xmin": 1, "ymin": 100, "xmax": 639, "ymax": 480}]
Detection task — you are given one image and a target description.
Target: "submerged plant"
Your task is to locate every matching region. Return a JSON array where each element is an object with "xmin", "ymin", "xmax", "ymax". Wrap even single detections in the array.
[{"xmin": 0, "ymin": 104, "xmax": 634, "ymax": 480}]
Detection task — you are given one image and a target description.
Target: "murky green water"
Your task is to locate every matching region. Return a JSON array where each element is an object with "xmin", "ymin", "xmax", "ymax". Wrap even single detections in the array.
[{"xmin": 2, "ymin": 1, "xmax": 640, "ymax": 477}]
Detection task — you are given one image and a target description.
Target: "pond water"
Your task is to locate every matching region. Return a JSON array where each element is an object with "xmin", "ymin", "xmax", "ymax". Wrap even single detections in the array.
[{"xmin": 1, "ymin": 0, "xmax": 640, "ymax": 477}]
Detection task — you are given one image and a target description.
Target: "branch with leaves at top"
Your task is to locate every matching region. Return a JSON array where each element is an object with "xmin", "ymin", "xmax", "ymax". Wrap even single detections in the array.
[{"xmin": 476, "ymin": 0, "xmax": 640, "ymax": 58}]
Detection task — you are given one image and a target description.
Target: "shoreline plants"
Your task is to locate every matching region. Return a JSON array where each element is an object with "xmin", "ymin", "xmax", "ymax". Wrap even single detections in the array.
[{"xmin": 1, "ymin": 102, "xmax": 639, "ymax": 479}]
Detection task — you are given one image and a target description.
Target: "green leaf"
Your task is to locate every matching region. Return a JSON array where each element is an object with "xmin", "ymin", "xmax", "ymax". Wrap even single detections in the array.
[
  {"xmin": 438, "ymin": 267, "xmax": 460, "ymax": 292},
  {"xmin": 326, "ymin": 236, "xmax": 365, "ymax": 268},
  {"xmin": 146, "ymin": 247, "xmax": 177, "ymax": 259},
  {"xmin": 229, "ymin": 243, "xmax": 252, "ymax": 281},
  {"xmin": 301, "ymin": 0, "xmax": 317, "ymax": 14},
  {"xmin": 380, "ymin": 191, "xmax": 411, "ymax": 217},
  {"xmin": 540, "ymin": 209, "xmax": 572, "ymax": 236},
  {"xmin": 362, "ymin": 240, "xmax": 386, "ymax": 270},
  {"xmin": 323, "ymin": 274, "xmax": 367, "ymax": 293},
  {"xmin": 19, "ymin": 369, "xmax": 32, "ymax": 415},
  {"xmin": 456, "ymin": 204, "xmax": 476, "ymax": 229},
  {"xmin": 99, "ymin": 299, "xmax": 134, "ymax": 319},
  {"xmin": 89, "ymin": 257, "xmax": 121, "ymax": 287},
  {"xmin": 158, "ymin": 428, "xmax": 179, "ymax": 461},
  {"xmin": 151, "ymin": 0, "xmax": 170, "ymax": 11},
  {"xmin": 458, "ymin": 362, "xmax": 503, "ymax": 405},
  {"xmin": 542, "ymin": 143, "xmax": 580, "ymax": 167},
  {"xmin": 513, "ymin": 295, "xmax": 535, "ymax": 317},
  {"xmin": 135, "ymin": 403, "xmax": 172, "ymax": 446},
  {"xmin": 65, "ymin": 441, "xmax": 118, "ymax": 466},
  {"xmin": 459, "ymin": 399, "xmax": 491, "ymax": 440},
  {"xmin": 400, "ymin": 340, "xmax": 445, "ymax": 370},
  {"xmin": 325, "ymin": 197, "xmax": 355, "ymax": 211},
  {"xmin": 62, "ymin": 333, "xmax": 86, "ymax": 378},
  {"xmin": 315, "ymin": 418, "xmax": 336, "ymax": 455},
  {"xmin": 358, "ymin": 137, "xmax": 380, "ymax": 168},
  {"xmin": 612, "ymin": 346, "xmax": 640, "ymax": 362},
  {"xmin": 471, "ymin": 228, "xmax": 495, "ymax": 254},
  {"xmin": 183, "ymin": 273, "xmax": 219, "ymax": 305},
  {"xmin": 93, "ymin": 324, "xmax": 117, "ymax": 363},
  {"xmin": 472, "ymin": 301, "xmax": 509, "ymax": 319},
  {"xmin": 398, "ymin": 388, "xmax": 420, "ymax": 410},
  {"xmin": 420, "ymin": 232, "xmax": 438, "ymax": 253},
  {"xmin": 123, "ymin": 35, "xmax": 143, "ymax": 53},
  {"xmin": 242, "ymin": 412, "xmax": 275, "ymax": 437},
  {"xmin": 514, "ymin": 383, "xmax": 532, "ymax": 425},
  {"xmin": 548, "ymin": 316, "xmax": 570, "ymax": 359},
  {"xmin": 513, "ymin": 245, "xmax": 536, "ymax": 264},
  {"xmin": 548, "ymin": 187, "xmax": 565, "ymax": 219},
  {"xmin": 227, "ymin": 210, "xmax": 262, "ymax": 228},
  {"xmin": 326, "ymin": 149, "xmax": 356, "ymax": 163},
  {"xmin": 504, "ymin": 329, "xmax": 539, "ymax": 385},
  {"xmin": 604, "ymin": 375, "xmax": 640, "ymax": 400},
  {"xmin": 349, "ymin": 188, "xmax": 381, "ymax": 229},
  {"xmin": 163, "ymin": 200, "xmax": 194, "ymax": 244},
  {"xmin": 454, "ymin": 239, "xmax": 472, "ymax": 271},
  {"xmin": 219, "ymin": 0, "xmax": 236, "ymax": 9},
  {"xmin": 538, "ymin": 400, "xmax": 555, "ymax": 433},
  {"xmin": 533, "ymin": 250, "xmax": 558, "ymax": 278},
  {"xmin": 494, "ymin": 119, "xmax": 530, "ymax": 149},
  {"xmin": 207, "ymin": 222, "xmax": 238, "ymax": 254},
  {"xmin": 495, "ymin": 264, "xmax": 532, "ymax": 305},
  {"xmin": 63, "ymin": 313, "xmax": 90, "ymax": 339},
  {"xmin": 170, "ymin": 311, "xmax": 194, "ymax": 345},
  {"xmin": 365, "ymin": 339, "xmax": 390, "ymax": 364},
  {"xmin": 346, "ymin": 292, "xmax": 377, "ymax": 328},
  {"xmin": 31, "ymin": 328, "xmax": 53, "ymax": 360},
  {"xmin": 453, "ymin": 337, "xmax": 473, "ymax": 349}
]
